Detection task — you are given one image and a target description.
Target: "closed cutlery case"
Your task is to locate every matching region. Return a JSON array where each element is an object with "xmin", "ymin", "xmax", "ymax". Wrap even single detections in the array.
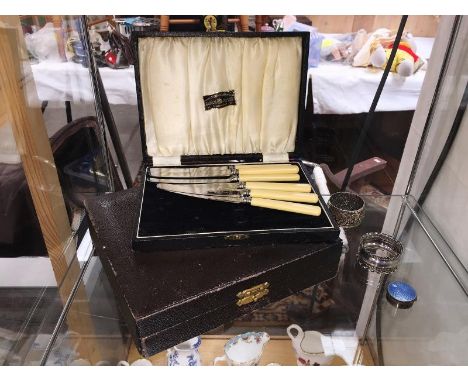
[{"xmin": 88, "ymin": 31, "xmax": 342, "ymax": 357}]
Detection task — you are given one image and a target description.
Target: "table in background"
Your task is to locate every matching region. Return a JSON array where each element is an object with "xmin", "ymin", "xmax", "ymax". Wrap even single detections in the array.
[
  {"xmin": 31, "ymin": 61, "xmax": 137, "ymax": 105},
  {"xmin": 307, "ymin": 36, "xmax": 435, "ymax": 114},
  {"xmin": 32, "ymin": 36, "xmax": 434, "ymax": 113}
]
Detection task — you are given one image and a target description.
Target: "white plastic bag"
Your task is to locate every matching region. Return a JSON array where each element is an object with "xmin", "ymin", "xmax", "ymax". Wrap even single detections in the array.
[
  {"xmin": 24, "ymin": 22, "xmax": 62, "ymax": 62},
  {"xmin": 284, "ymin": 20, "xmax": 324, "ymax": 68}
]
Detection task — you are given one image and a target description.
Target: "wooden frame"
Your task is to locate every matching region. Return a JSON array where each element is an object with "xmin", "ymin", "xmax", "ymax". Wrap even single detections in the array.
[
  {"xmin": 0, "ymin": 16, "xmax": 103, "ymax": 364},
  {"xmin": 159, "ymin": 15, "xmax": 252, "ymax": 32}
]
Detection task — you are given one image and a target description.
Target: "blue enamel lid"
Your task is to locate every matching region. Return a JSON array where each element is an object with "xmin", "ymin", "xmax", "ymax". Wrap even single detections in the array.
[{"xmin": 386, "ymin": 281, "xmax": 417, "ymax": 308}]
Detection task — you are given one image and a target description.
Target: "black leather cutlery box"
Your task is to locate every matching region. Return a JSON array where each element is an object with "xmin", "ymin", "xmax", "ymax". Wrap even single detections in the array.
[
  {"xmin": 85, "ymin": 32, "xmax": 343, "ymax": 356},
  {"xmin": 85, "ymin": 187, "xmax": 342, "ymax": 357}
]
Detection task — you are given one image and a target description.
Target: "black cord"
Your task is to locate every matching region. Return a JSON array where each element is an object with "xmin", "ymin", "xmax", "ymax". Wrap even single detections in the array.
[{"xmin": 341, "ymin": 16, "xmax": 408, "ymax": 191}]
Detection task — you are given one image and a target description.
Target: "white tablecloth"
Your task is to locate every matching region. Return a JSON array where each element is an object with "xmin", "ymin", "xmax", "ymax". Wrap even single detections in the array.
[
  {"xmin": 308, "ymin": 63, "xmax": 427, "ymax": 114},
  {"xmin": 32, "ymin": 36, "xmax": 434, "ymax": 114},
  {"xmin": 31, "ymin": 61, "xmax": 138, "ymax": 105},
  {"xmin": 308, "ymin": 36, "xmax": 434, "ymax": 114}
]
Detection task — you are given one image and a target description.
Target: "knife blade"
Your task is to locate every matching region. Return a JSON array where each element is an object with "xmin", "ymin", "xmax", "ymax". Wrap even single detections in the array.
[
  {"xmin": 159, "ymin": 188, "xmax": 321, "ymax": 216},
  {"xmin": 152, "ymin": 179, "xmax": 313, "ymax": 193},
  {"xmin": 157, "ymin": 183, "xmax": 319, "ymax": 204},
  {"xmin": 149, "ymin": 163, "xmax": 299, "ymax": 179},
  {"xmin": 149, "ymin": 172, "xmax": 300, "ymax": 183}
]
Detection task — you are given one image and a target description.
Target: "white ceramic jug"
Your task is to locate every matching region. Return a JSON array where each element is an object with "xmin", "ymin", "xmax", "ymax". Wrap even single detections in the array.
[
  {"xmin": 287, "ymin": 324, "xmax": 334, "ymax": 366},
  {"xmin": 287, "ymin": 324, "xmax": 356, "ymax": 366}
]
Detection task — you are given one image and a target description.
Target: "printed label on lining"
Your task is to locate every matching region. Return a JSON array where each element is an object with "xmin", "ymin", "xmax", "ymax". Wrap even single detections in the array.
[{"xmin": 203, "ymin": 90, "xmax": 236, "ymax": 110}]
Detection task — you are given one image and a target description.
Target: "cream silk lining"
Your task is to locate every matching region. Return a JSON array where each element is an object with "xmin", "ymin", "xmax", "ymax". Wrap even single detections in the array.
[{"xmin": 139, "ymin": 36, "xmax": 303, "ymax": 159}]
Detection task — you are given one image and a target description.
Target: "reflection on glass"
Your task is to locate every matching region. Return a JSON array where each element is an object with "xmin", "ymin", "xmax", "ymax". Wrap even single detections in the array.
[
  {"xmin": 0, "ymin": 15, "xmax": 113, "ymax": 365},
  {"xmin": 44, "ymin": 195, "xmax": 404, "ymax": 366},
  {"xmin": 367, "ymin": 197, "xmax": 468, "ymax": 365},
  {"xmin": 0, "ymin": 14, "xmax": 464, "ymax": 367}
]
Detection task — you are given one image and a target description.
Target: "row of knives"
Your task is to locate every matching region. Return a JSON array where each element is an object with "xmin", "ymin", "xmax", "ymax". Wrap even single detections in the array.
[{"xmin": 148, "ymin": 163, "xmax": 322, "ymax": 216}]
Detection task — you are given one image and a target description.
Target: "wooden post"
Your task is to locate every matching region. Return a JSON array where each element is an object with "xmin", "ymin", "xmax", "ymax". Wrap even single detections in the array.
[
  {"xmin": 0, "ymin": 23, "xmax": 72, "ymax": 276},
  {"xmin": 254, "ymin": 16, "xmax": 264, "ymax": 32},
  {"xmin": 160, "ymin": 15, "xmax": 169, "ymax": 32},
  {"xmin": 240, "ymin": 16, "xmax": 250, "ymax": 32},
  {"xmin": 47, "ymin": 15, "xmax": 67, "ymax": 62},
  {"xmin": 0, "ymin": 85, "xmax": 7, "ymax": 128},
  {"xmin": 0, "ymin": 17, "xmax": 102, "ymax": 364}
]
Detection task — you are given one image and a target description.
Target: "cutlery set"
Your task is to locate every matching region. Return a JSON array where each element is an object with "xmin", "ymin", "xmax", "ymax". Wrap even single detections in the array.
[{"xmin": 148, "ymin": 164, "xmax": 322, "ymax": 216}]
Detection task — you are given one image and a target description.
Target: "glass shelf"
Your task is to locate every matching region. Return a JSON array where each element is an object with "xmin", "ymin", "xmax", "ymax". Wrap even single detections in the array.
[
  {"xmin": 0, "ymin": 237, "xmax": 93, "ymax": 366},
  {"xmin": 367, "ymin": 195, "xmax": 468, "ymax": 366},
  {"xmin": 39, "ymin": 194, "xmax": 468, "ymax": 366}
]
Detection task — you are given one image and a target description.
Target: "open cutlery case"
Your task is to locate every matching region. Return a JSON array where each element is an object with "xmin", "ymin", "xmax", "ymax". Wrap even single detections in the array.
[
  {"xmin": 131, "ymin": 31, "xmax": 341, "ymax": 251},
  {"xmin": 87, "ymin": 31, "xmax": 343, "ymax": 356},
  {"xmin": 135, "ymin": 160, "xmax": 340, "ymax": 251}
]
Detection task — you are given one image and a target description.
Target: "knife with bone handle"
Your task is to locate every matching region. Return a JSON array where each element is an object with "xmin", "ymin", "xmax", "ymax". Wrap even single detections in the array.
[
  {"xmin": 158, "ymin": 187, "xmax": 322, "ymax": 216},
  {"xmin": 149, "ymin": 163, "xmax": 299, "ymax": 179},
  {"xmin": 157, "ymin": 183, "xmax": 319, "ymax": 204},
  {"xmin": 153, "ymin": 179, "xmax": 313, "ymax": 193},
  {"xmin": 244, "ymin": 182, "xmax": 312, "ymax": 193},
  {"xmin": 149, "ymin": 171, "xmax": 300, "ymax": 183}
]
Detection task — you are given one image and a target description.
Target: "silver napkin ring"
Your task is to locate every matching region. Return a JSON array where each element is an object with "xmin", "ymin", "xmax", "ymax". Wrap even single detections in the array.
[
  {"xmin": 327, "ymin": 192, "xmax": 365, "ymax": 228},
  {"xmin": 357, "ymin": 232, "xmax": 403, "ymax": 274}
]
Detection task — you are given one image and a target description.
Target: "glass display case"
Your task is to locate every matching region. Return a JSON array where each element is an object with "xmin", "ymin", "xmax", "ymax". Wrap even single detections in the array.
[
  {"xmin": 1, "ymin": 14, "xmax": 467, "ymax": 367},
  {"xmin": 366, "ymin": 196, "xmax": 468, "ymax": 365},
  {"xmin": 39, "ymin": 195, "xmax": 468, "ymax": 366},
  {"xmin": 0, "ymin": 15, "xmax": 117, "ymax": 366}
]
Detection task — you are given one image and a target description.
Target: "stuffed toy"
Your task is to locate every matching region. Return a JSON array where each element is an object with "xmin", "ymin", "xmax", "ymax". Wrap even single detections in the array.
[
  {"xmin": 321, "ymin": 37, "xmax": 350, "ymax": 61},
  {"xmin": 370, "ymin": 40, "xmax": 425, "ymax": 77},
  {"xmin": 352, "ymin": 28, "xmax": 393, "ymax": 67},
  {"xmin": 353, "ymin": 29, "xmax": 425, "ymax": 76}
]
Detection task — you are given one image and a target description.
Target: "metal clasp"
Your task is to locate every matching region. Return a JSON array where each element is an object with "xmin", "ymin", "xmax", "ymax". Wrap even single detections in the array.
[
  {"xmin": 224, "ymin": 233, "xmax": 249, "ymax": 241},
  {"xmin": 236, "ymin": 282, "xmax": 270, "ymax": 307}
]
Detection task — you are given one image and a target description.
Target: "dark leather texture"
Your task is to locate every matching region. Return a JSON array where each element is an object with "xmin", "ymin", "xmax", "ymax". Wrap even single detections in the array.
[{"xmin": 85, "ymin": 187, "xmax": 342, "ymax": 357}]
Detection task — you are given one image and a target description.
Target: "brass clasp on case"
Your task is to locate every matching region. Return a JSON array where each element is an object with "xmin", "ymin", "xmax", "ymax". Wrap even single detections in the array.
[
  {"xmin": 224, "ymin": 233, "xmax": 250, "ymax": 241},
  {"xmin": 236, "ymin": 282, "xmax": 270, "ymax": 307}
]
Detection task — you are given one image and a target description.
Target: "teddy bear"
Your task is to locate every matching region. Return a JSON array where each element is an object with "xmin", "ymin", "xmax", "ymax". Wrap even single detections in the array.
[
  {"xmin": 369, "ymin": 39, "xmax": 425, "ymax": 77},
  {"xmin": 352, "ymin": 29, "xmax": 425, "ymax": 76}
]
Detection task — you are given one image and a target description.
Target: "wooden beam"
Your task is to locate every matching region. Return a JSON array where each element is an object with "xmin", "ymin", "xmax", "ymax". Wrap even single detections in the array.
[
  {"xmin": 88, "ymin": 16, "xmax": 114, "ymax": 27},
  {"xmin": 168, "ymin": 18, "xmax": 199, "ymax": 25},
  {"xmin": 352, "ymin": 15, "xmax": 375, "ymax": 33},
  {"xmin": 255, "ymin": 16, "xmax": 265, "ymax": 32},
  {"xmin": 160, "ymin": 15, "xmax": 169, "ymax": 32},
  {"xmin": 0, "ymin": 83, "xmax": 7, "ymax": 128},
  {"xmin": 0, "ymin": 26, "xmax": 72, "ymax": 275},
  {"xmin": 0, "ymin": 16, "xmax": 102, "ymax": 364},
  {"xmin": 50, "ymin": 16, "xmax": 67, "ymax": 62},
  {"xmin": 304, "ymin": 15, "xmax": 439, "ymax": 37},
  {"xmin": 240, "ymin": 15, "xmax": 249, "ymax": 32}
]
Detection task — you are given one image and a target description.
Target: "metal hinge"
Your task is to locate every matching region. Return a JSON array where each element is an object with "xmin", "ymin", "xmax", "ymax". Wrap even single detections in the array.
[{"xmin": 236, "ymin": 282, "xmax": 270, "ymax": 307}]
